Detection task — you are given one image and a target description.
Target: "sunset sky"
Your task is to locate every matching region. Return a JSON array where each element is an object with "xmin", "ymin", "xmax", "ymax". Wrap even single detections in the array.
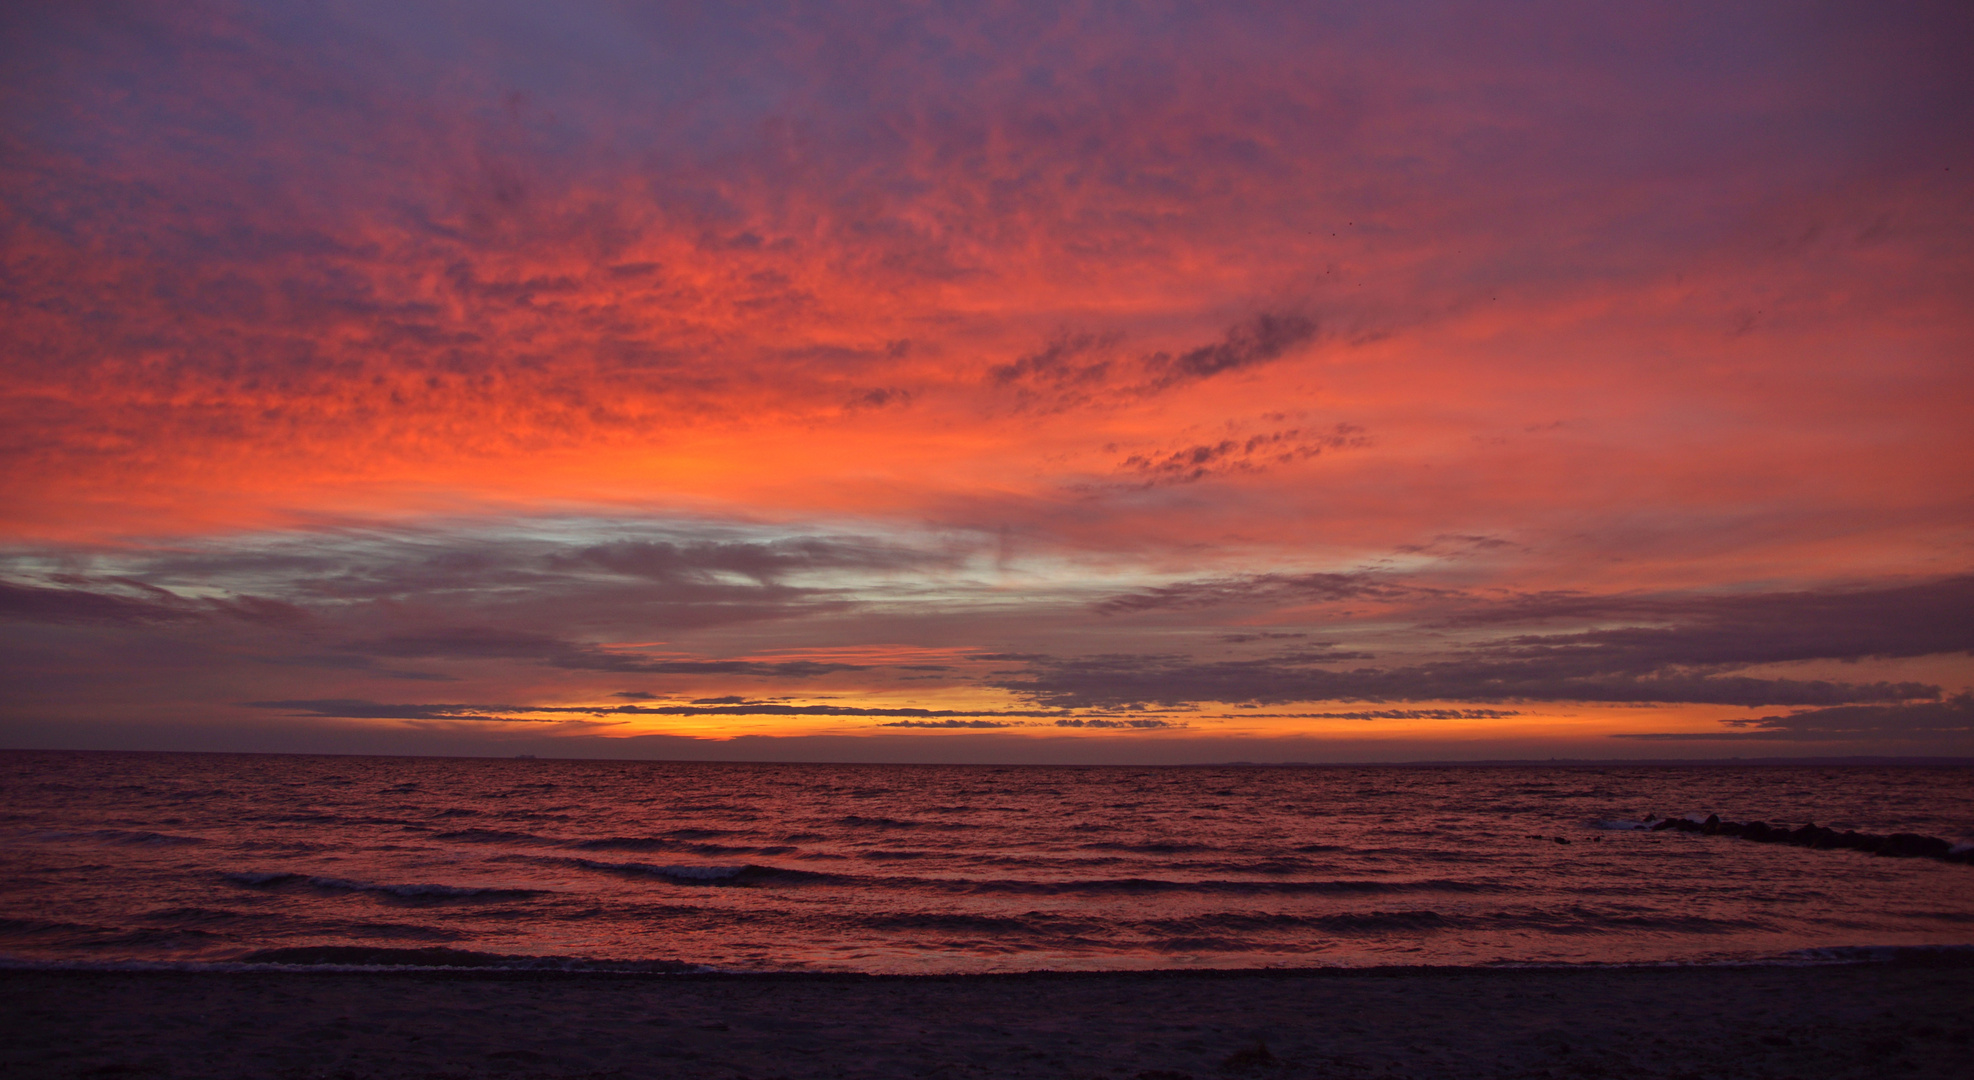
[{"xmin": 2, "ymin": 1, "xmax": 1969, "ymax": 762}]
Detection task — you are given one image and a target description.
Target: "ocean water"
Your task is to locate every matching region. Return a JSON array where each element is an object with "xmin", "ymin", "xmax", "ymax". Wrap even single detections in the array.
[{"xmin": 1, "ymin": 750, "xmax": 1969, "ymax": 973}]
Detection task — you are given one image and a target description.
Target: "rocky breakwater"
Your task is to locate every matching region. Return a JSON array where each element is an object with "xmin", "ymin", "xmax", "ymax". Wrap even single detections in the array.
[{"xmin": 1646, "ymin": 815, "xmax": 1974, "ymax": 864}]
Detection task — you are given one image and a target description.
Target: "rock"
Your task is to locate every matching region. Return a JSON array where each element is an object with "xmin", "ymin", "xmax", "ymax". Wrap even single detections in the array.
[
  {"xmin": 1221, "ymin": 1040, "xmax": 1277, "ymax": 1071},
  {"xmin": 1880, "ymin": 833, "xmax": 1952, "ymax": 859},
  {"xmin": 1643, "ymin": 815, "xmax": 1966, "ymax": 866}
]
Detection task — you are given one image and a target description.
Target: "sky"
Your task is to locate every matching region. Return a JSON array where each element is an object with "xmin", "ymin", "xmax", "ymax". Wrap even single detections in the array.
[{"xmin": 2, "ymin": 1, "xmax": 1970, "ymax": 763}]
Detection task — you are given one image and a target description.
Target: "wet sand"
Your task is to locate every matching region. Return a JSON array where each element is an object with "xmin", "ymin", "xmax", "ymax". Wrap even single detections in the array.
[{"xmin": 4, "ymin": 961, "xmax": 1970, "ymax": 1079}]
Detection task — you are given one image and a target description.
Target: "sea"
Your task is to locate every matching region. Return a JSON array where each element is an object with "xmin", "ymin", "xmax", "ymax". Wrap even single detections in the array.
[{"xmin": 2, "ymin": 750, "xmax": 1969, "ymax": 974}]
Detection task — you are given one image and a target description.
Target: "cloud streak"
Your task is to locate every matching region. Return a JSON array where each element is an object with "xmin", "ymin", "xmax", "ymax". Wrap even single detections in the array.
[
  {"xmin": 1117, "ymin": 425, "xmax": 1368, "ymax": 487},
  {"xmin": 0, "ymin": 580, "xmax": 306, "ymax": 626},
  {"xmin": 1613, "ymin": 694, "xmax": 1974, "ymax": 743},
  {"xmin": 248, "ymin": 699, "xmax": 1074, "ymax": 722},
  {"xmin": 1000, "ymin": 577, "xmax": 1973, "ymax": 709},
  {"xmin": 991, "ymin": 652, "xmax": 1936, "ymax": 711}
]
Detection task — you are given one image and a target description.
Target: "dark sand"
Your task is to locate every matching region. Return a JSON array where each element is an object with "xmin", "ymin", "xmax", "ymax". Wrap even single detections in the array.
[{"xmin": 4, "ymin": 962, "xmax": 1970, "ymax": 1079}]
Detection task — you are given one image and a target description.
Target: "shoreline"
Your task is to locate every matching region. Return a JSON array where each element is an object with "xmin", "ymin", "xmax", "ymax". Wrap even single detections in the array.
[{"xmin": 6, "ymin": 958, "xmax": 1969, "ymax": 1078}]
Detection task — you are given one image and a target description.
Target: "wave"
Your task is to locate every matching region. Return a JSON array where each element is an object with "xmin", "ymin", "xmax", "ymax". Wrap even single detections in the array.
[
  {"xmin": 848, "ymin": 908, "xmax": 1549, "ymax": 942},
  {"xmin": 222, "ymin": 872, "xmax": 545, "ymax": 900},
  {"xmin": 854, "ymin": 911, "xmax": 1102, "ymax": 933},
  {"xmin": 569, "ymin": 836, "xmax": 798, "ymax": 856},
  {"xmin": 310, "ymin": 878, "xmax": 543, "ymax": 900},
  {"xmin": 434, "ymin": 828, "xmax": 550, "ymax": 844},
  {"xmin": 837, "ymin": 815, "xmax": 921, "ymax": 829},
  {"xmin": 835, "ymin": 815, "xmax": 977, "ymax": 831},
  {"xmin": 551, "ymin": 857, "xmax": 841, "ymax": 886},
  {"xmin": 1483, "ymin": 909, "xmax": 1773, "ymax": 935},
  {"xmin": 1136, "ymin": 906, "xmax": 1777, "ymax": 939},
  {"xmin": 95, "ymin": 828, "xmax": 206, "ymax": 845},
  {"xmin": 1149, "ymin": 934, "xmax": 1323, "ymax": 953},
  {"xmin": 539, "ymin": 854, "xmax": 1499, "ymax": 897},
  {"xmin": 231, "ymin": 945, "xmax": 702, "ymax": 972},
  {"xmin": 321, "ymin": 920, "xmax": 470, "ymax": 942},
  {"xmin": 0, "ymin": 917, "xmax": 105, "ymax": 939},
  {"xmin": 571, "ymin": 836, "xmax": 684, "ymax": 851},
  {"xmin": 22, "ymin": 828, "xmax": 206, "ymax": 846},
  {"xmin": 1146, "ymin": 910, "xmax": 1456, "ymax": 935},
  {"xmin": 222, "ymin": 871, "xmax": 301, "ymax": 887},
  {"xmin": 137, "ymin": 906, "xmax": 271, "ymax": 927},
  {"xmin": 542, "ymin": 852, "xmax": 1504, "ymax": 897},
  {"xmin": 1790, "ymin": 945, "xmax": 1974, "ymax": 967},
  {"xmin": 0, "ymin": 917, "xmax": 222, "ymax": 951},
  {"xmin": 1174, "ymin": 859, "xmax": 1321, "ymax": 876},
  {"xmin": 950, "ymin": 876, "xmax": 1497, "ymax": 897}
]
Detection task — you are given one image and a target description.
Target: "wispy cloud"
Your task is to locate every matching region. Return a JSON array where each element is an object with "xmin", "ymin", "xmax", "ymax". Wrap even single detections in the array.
[
  {"xmin": 1613, "ymin": 694, "xmax": 1974, "ymax": 742},
  {"xmin": 990, "ymin": 651, "xmax": 1937, "ymax": 711},
  {"xmin": 1116, "ymin": 425, "xmax": 1368, "ymax": 487},
  {"xmin": 0, "ymin": 579, "xmax": 306, "ymax": 626}
]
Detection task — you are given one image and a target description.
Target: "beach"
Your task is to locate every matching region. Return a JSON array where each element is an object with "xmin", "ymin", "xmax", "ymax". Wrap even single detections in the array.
[{"xmin": 5, "ymin": 961, "xmax": 1970, "ymax": 1079}]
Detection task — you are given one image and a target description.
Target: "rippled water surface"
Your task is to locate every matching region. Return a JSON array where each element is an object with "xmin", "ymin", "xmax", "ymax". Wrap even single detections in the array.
[{"xmin": 2, "ymin": 750, "xmax": 1969, "ymax": 972}]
